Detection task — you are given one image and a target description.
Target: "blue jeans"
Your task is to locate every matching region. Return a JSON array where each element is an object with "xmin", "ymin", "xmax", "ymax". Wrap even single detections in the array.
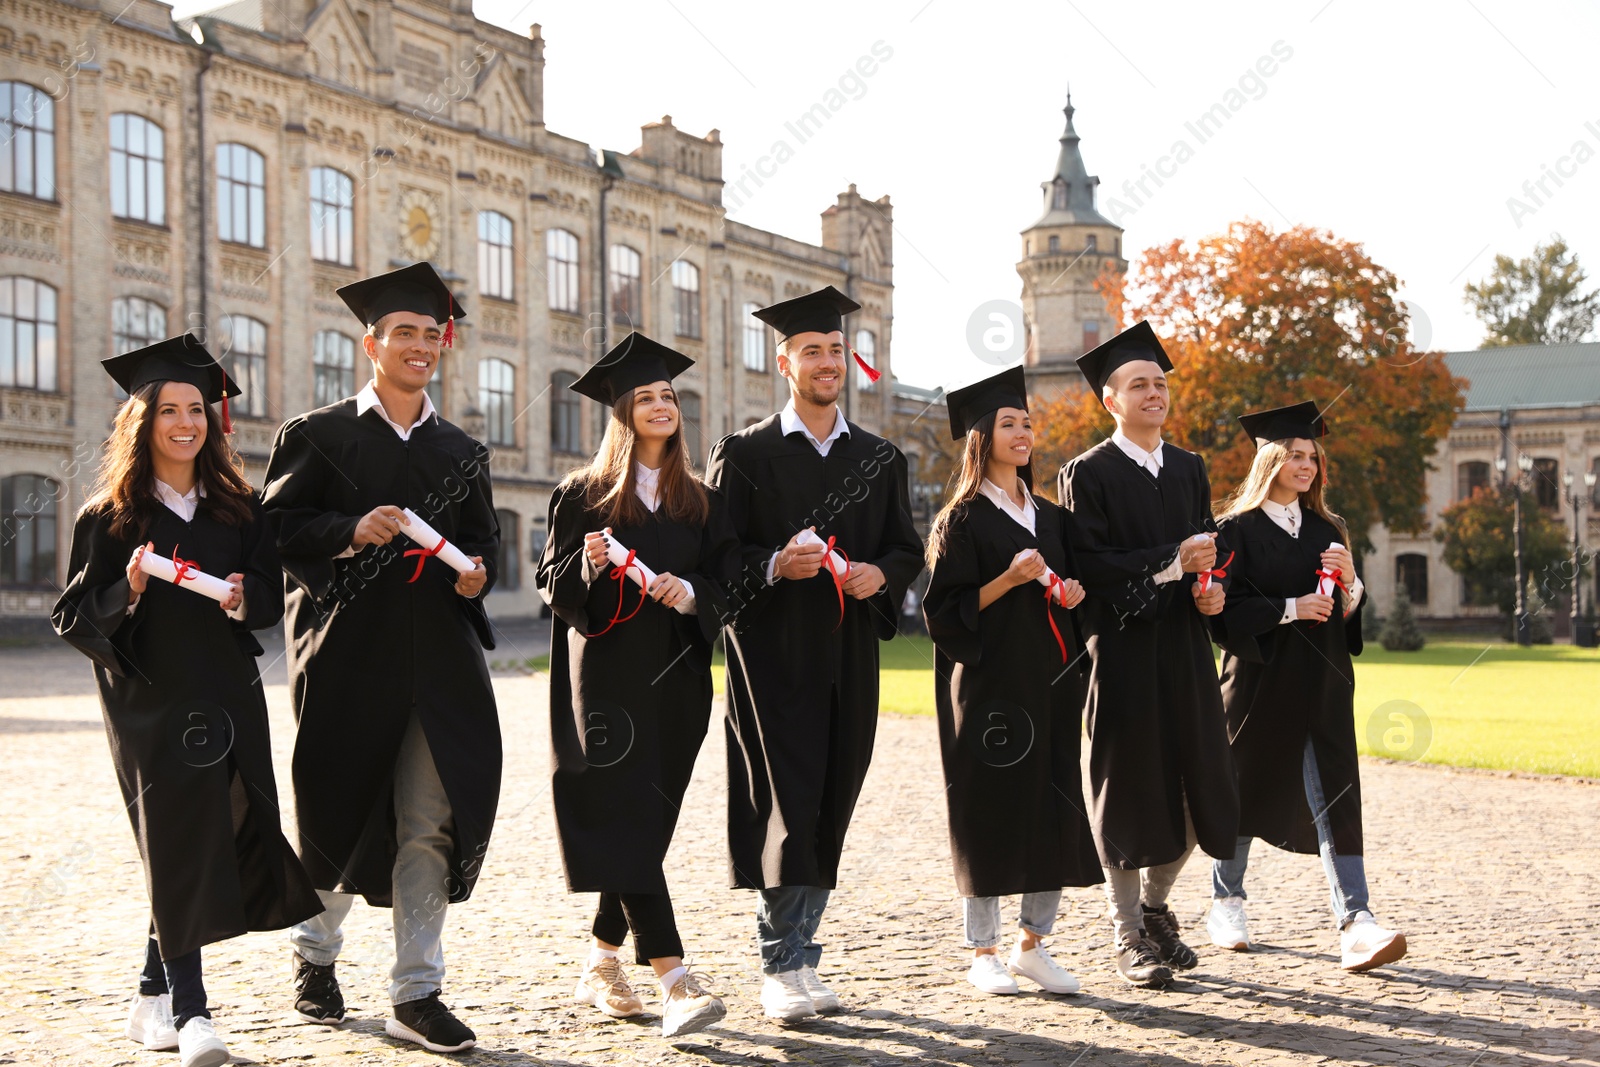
[
  {"xmin": 962, "ymin": 891, "xmax": 1060, "ymax": 949},
  {"xmin": 1212, "ymin": 737, "xmax": 1369, "ymax": 929},
  {"xmin": 757, "ymin": 886, "xmax": 830, "ymax": 974}
]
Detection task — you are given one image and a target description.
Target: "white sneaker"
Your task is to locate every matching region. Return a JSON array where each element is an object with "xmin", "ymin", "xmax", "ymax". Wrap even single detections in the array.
[
  {"xmin": 966, "ymin": 952, "xmax": 1019, "ymax": 995},
  {"xmin": 1007, "ymin": 943, "xmax": 1080, "ymax": 994},
  {"xmin": 798, "ymin": 965, "xmax": 841, "ymax": 1013},
  {"xmin": 1208, "ymin": 896, "xmax": 1251, "ymax": 951},
  {"xmin": 760, "ymin": 971, "xmax": 816, "ymax": 1021},
  {"xmin": 176, "ymin": 1016, "xmax": 231, "ymax": 1067},
  {"xmin": 125, "ymin": 992, "xmax": 178, "ymax": 1050},
  {"xmin": 1340, "ymin": 912, "xmax": 1407, "ymax": 972},
  {"xmin": 660, "ymin": 970, "xmax": 726, "ymax": 1038}
]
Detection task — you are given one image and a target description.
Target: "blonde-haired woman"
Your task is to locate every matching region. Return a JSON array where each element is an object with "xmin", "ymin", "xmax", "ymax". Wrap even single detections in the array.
[{"xmin": 1206, "ymin": 402, "xmax": 1405, "ymax": 973}]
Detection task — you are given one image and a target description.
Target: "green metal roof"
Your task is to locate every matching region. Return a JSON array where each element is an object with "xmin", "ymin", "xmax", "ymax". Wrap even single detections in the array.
[{"xmin": 1443, "ymin": 342, "xmax": 1600, "ymax": 411}]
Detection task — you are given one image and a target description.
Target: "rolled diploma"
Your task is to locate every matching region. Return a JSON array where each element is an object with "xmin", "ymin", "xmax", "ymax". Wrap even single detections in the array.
[
  {"xmin": 1035, "ymin": 566, "xmax": 1071, "ymax": 604},
  {"xmin": 1193, "ymin": 535, "xmax": 1223, "ymax": 592},
  {"xmin": 1318, "ymin": 542, "xmax": 1344, "ymax": 596},
  {"xmin": 599, "ymin": 531, "xmax": 659, "ymax": 591},
  {"xmin": 796, "ymin": 528, "xmax": 849, "ymax": 577},
  {"xmin": 400, "ymin": 508, "xmax": 477, "ymax": 575},
  {"xmin": 138, "ymin": 552, "xmax": 234, "ymax": 603}
]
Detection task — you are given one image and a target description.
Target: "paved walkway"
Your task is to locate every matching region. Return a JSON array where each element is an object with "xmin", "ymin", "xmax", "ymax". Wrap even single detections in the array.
[{"xmin": 1, "ymin": 636, "xmax": 1595, "ymax": 1066}]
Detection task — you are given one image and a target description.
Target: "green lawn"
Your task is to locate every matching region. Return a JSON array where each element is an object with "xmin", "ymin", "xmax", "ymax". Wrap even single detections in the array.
[{"xmin": 506, "ymin": 635, "xmax": 1599, "ymax": 777}]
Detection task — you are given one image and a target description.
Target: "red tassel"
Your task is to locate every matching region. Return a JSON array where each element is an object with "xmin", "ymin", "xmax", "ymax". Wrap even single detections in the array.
[
  {"xmin": 850, "ymin": 347, "xmax": 880, "ymax": 384},
  {"xmin": 221, "ymin": 393, "xmax": 233, "ymax": 435},
  {"xmin": 442, "ymin": 317, "xmax": 455, "ymax": 348}
]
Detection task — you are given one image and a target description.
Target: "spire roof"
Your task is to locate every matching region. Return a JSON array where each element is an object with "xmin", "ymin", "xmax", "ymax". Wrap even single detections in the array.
[{"xmin": 1026, "ymin": 91, "xmax": 1115, "ymax": 230}]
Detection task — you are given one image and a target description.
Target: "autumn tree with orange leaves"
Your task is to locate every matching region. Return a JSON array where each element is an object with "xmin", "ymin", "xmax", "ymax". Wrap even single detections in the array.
[{"xmin": 1031, "ymin": 220, "xmax": 1466, "ymax": 554}]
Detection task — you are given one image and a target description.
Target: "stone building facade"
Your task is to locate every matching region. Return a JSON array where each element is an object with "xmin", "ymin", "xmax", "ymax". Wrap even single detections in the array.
[{"xmin": 0, "ymin": 0, "xmax": 895, "ymax": 623}]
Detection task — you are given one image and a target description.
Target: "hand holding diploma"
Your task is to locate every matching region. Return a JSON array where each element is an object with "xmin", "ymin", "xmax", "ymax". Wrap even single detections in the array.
[
  {"xmin": 133, "ymin": 542, "xmax": 240, "ymax": 605},
  {"xmin": 397, "ymin": 509, "xmax": 484, "ymax": 595},
  {"xmin": 1318, "ymin": 542, "xmax": 1353, "ymax": 596},
  {"xmin": 588, "ymin": 528, "xmax": 661, "ymax": 590},
  {"xmin": 1005, "ymin": 548, "xmax": 1084, "ymax": 607}
]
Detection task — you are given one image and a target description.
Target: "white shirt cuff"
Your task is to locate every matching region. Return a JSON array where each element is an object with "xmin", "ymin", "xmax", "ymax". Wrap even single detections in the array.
[
  {"xmin": 674, "ymin": 578, "xmax": 697, "ymax": 615},
  {"xmin": 1280, "ymin": 598, "xmax": 1296, "ymax": 624},
  {"xmin": 1154, "ymin": 552, "xmax": 1184, "ymax": 585},
  {"xmin": 765, "ymin": 552, "xmax": 780, "ymax": 585},
  {"xmin": 1345, "ymin": 575, "xmax": 1364, "ymax": 616},
  {"xmin": 336, "ymin": 543, "xmax": 358, "ymax": 559},
  {"xmin": 125, "ymin": 593, "xmax": 140, "ymax": 616}
]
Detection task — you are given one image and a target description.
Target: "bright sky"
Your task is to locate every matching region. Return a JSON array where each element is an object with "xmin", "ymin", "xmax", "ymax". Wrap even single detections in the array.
[{"xmin": 255, "ymin": 0, "xmax": 1600, "ymax": 389}]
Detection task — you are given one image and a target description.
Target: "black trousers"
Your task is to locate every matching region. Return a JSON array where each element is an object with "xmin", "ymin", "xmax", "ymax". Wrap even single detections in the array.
[
  {"xmin": 592, "ymin": 891, "xmax": 683, "ymax": 965},
  {"xmin": 139, "ymin": 935, "xmax": 207, "ymax": 1030}
]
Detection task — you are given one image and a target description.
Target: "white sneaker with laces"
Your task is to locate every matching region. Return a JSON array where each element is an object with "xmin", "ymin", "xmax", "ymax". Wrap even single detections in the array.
[
  {"xmin": 124, "ymin": 992, "xmax": 178, "ymax": 1050},
  {"xmin": 1340, "ymin": 911, "xmax": 1407, "ymax": 972},
  {"xmin": 760, "ymin": 971, "xmax": 816, "ymax": 1021},
  {"xmin": 1007, "ymin": 943, "xmax": 1080, "ymax": 994},
  {"xmin": 1208, "ymin": 896, "xmax": 1251, "ymax": 951},
  {"xmin": 660, "ymin": 970, "xmax": 726, "ymax": 1038},
  {"xmin": 966, "ymin": 952, "xmax": 1019, "ymax": 995},
  {"xmin": 176, "ymin": 1016, "xmax": 231, "ymax": 1067},
  {"xmin": 798, "ymin": 965, "xmax": 840, "ymax": 1012}
]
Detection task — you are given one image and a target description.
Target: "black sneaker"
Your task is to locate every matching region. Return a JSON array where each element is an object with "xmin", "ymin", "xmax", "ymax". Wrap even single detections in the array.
[
  {"xmin": 293, "ymin": 952, "xmax": 346, "ymax": 1024},
  {"xmin": 387, "ymin": 993, "xmax": 476, "ymax": 1053},
  {"xmin": 1115, "ymin": 932, "xmax": 1174, "ymax": 988},
  {"xmin": 1142, "ymin": 904, "xmax": 1199, "ymax": 970}
]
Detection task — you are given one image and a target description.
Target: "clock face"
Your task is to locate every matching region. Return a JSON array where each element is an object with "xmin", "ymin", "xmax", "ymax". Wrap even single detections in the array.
[{"xmin": 399, "ymin": 189, "xmax": 440, "ymax": 260}]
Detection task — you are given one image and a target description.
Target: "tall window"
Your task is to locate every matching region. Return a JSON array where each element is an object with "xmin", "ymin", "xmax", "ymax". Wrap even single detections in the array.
[
  {"xmin": 1047, "ymin": 234, "xmax": 1060, "ymax": 253},
  {"xmin": 1085, "ymin": 234, "xmax": 1097, "ymax": 252},
  {"xmin": 217, "ymin": 143, "xmax": 266, "ymax": 247},
  {"xmin": 1082, "ymin": 319, "xmax": 1101, "ymax": 354},
  {"xmin": 672, "ymin": 260, "xmax": 701, "ymax": 339},
  {"xmin": 495, "ymin": 508, "xmax": 521, "ymax": 591},
  {"xmin": 479, "ymin": 357, "xmax": 515, "ymax": 446},
  {"xmin": 742, "ymin": 301, "xmax": 766, "ymax": 372},
  {"xmin": 1532, "ymin": 458, "xmax": 1560, "ymax": 509},
  {"xmin": 1, "ymin": 474, "xmax": 59, "ymax": 588},
  {"xmin": 309, "ymin": 167, "xmax": 354, "ymax": 265},
  {"xmin": 546, "ymin": 229, "xmax": 580, "ymax": 313},
  {"xmin": 0, "ymin": 277, "xmax": 58, "ymax": 391},
  {"xmin": 1395, "ymin": 554, "xmax": 1428, "ymax": 605},
  {"xmin": 1457, "ymin": 460, "xmax": 1490, "ymax": 501},
  {"xmin": 551, "ymin": 371, "xmax": 581, "ymax": 453},
  {"xmin": 219, "ymin": 314, "xmax": 267, "ymax": 418},
  {"xmin": 0, "ymin": 83, "xmax": 55, "ymax": 199},
  {"xmin": 854, "ymin": 329, "xmax": 877, "ymax": 391},
  {"xmin": 678, "ymin": 389, "xmax": 703, "ymax": 452},
  {"xmin": 313, "ymin": 330, "xmax": 356, "ymax": 406},
  {"xmin": 425, "ymin": 363, "xmax": 443, "ymax": 411},
  {"xmin": 112, "ymin": 296, "xmax": 166, "ymax": 357},
  {"xmin": 110, "ymin": 114, "xmax": 165, "ymax": 225},
  {"xmin": 608, "ymin": 245, "xmax": 641, "ymax": 328},
  {"xmin": 478, "ymin": 211, "xmax": 514, "ymax": 300}
]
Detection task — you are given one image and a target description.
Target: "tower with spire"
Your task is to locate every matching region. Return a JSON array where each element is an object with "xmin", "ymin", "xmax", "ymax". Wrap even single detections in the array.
[{"xmin": 1016, "ymin": 92, "xmax": 1127, "ymax": 398}]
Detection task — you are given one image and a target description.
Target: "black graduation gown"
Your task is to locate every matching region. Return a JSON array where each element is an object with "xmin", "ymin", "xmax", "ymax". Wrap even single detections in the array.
[
  {"xmin": 537, "ymin": 479, "xmax": 740, "ymax": 894},
  {"xmin": 1057, "ymin": 439, "xmax": 1239, "ymax": 870},
  {"xmin": 52, "ymin": 499, "xmax": 322, "ymax": 960},
  {"xmin": 922, "ymin": 494, "xmax": 1102, "ymax": 897},
  {"xmin": 705, "ymin": 414, "xmax": 925, "ymax": 890},
  {"xmin": 1213, "ymin": 507, "xmax": 1365, "ymax": 856},
  {"xmin": 259, "ymin": 400, "xmax": 502, "ymax": 907}
]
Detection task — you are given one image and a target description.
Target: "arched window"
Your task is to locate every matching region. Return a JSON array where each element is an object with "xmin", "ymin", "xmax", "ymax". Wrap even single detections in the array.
[
  {"xmin": 1456, "ymin": 460, "xmax": 1490, "ymax": 501},
  {"xmin": 1532, "ymin": 458, "xmax": 1559, "ymax": 510},
  {"xmin": 112, "ymin": 297, "xmax": 167, "ymax": 396},
  {"xmin": 854, "ymin": 329, "xmax": 877, "ymax": 391},
  {"xmin": 309, "ymin": 167, "xmax": 354, "ymax": 265},
  {"xmin": 495, "ymin": 508, "xmax": 521, "ymax": 591},
  {"xmin": 551, "ymin": 371, "xmax": 581, "ymax": 453},
  {"xmin": 608, "ymin": 245, "xmax": 641, "ymax": 327},
  {"xmin": 0, "ymin": 83, "xmax": 55, "ymax": 199},
  {"xmin": 546, "ymin": 229, "xmax": 580, "ymax": 313},
  {"xmin": 312, "ymin": 330, "xmax": 356, "ymax": 407},
  {"xmin": 742, "ymin": 301, "xmax": 767, "ymax": 372},
  {"xmin": 1, "ymin": 474, "xmax": 59, "ymax": 588},
  {"xmin": 672, "ymin": 260, "xmax": 701, "ymax": 339},
  {"xmin": 678, "ymin": 388, "xmax": 703, "ymax": 453},
  {"xmin": 217, "ymin": 143, "xmax": 266, "ymax": 247},
  {"xmin": 1395, "ymin": 553, "xmax": 1428, "ymax": 605},
  {"xmin": 0, "ymin": 277, "xmax": 59, "ymax": 391},
  {"xmin": 478, "ymin": 211, "xmax": 514, "ymax": 300},
  {"xmin": 110, "ymin": 114, "xmax": 165, "ymax": 225},
  {"xmin": 219, "ymin": 314, "xmax": 267, "ymax": 418},
  {"xmin": 479, "ymin": 357, "xmax": 515, "ymax": 446}
]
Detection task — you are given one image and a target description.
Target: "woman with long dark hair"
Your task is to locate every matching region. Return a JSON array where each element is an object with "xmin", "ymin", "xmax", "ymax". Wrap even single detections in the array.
[
  {"xmin": 52, "ymin": 336, "xmax": 321, "ymax": 1067},
  {"xmin": 1206, "ymin": 402, "xmax": 1405, "ymax": 972},
  {"xmin": 536, "ymin": 334, "xmax": 739, "ymax": 1038},
  {"xmin": 921, "ymin": 365, "xmax": 1102, "ymax": 997}
]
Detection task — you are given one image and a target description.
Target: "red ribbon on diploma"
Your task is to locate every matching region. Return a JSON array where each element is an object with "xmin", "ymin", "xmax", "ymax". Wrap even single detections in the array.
[
  {"xmin": 822, "ymin": 536, "xmax": 852, "ymax": 631},
  {"xmin": 1043, "ymin": 573, "xmax": 1069, "ymax": 664},
  {"xmin": 1197, "ymin": 550, "xmax": 1235, "ymax": 593},
  {"xmin": 586, "ymin": 549, "xmax": 648, "ymax": 638},
  {"xmin": 403, "ymin": 536, "xmax": 446, "ymax": 583},
  {"xmin": 171, "ymin": 546, "xmax": 198, "ymax": 586},
  {"xmin": 1310, "ymin": 566, "xmax": 1350, "ymax": 627}
]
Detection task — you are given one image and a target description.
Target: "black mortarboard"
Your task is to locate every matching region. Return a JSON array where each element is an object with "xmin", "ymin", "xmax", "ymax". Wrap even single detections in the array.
[
  {"xmin": 336, "ymin": 262, "xmax": 465, "ymax": 346},
  {"xmin": 754, "ymin": 285, "xmax": 881, "ymax": 383},
  {"xmin": 1237, "ymin": 401, "xmax": 1328, "ymax": 445},
  {"xmin": 944, "ymin": 364, "xmax": 1028, "ymax": 440},
  {"xmin": 570, "ymin": 332, "xmax": 695, "ymax": 406},
  {"xmin": 101, "ymin": 332, "xmax": 240, "ymax": 432},
  {"xmin": 1074, "ymin": 319, "xmax": 1174, "ymax": 395}
]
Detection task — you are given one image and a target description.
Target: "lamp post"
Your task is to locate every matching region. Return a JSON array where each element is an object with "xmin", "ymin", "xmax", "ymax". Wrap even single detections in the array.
[
  {"xmin": 1497, "ymin": 452, "xmax": 1535, "ymax": 645},
  {"xmin": 1564, "ymin": 468, "xmax": 1598, "ymax": 646}
]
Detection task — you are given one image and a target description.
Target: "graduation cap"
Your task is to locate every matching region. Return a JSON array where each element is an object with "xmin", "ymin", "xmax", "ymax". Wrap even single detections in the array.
[
  {"xmin": 570, "ymin": 332, "xmax": 695, "ymax": 406},
  {"xmin": 101, "ymin": 332, "xmax": 240, "ymax": 433},
  {"xmin": 1075, "ymin": 319, "xmax": 1174, "ymax": 395},
  {"xmin": 753, "ymin": 285, "xmax": 880, "ymax": 383},
  {"xmin": 944, "ymin": 364, "xmax": 1028, "ymax": 440},
  {"xmin": 1237, "ymin": 401, "xmax": 1328, "ymax": 445},
  {"xmin": 335, "ymin": 262, "xmax": 466, "ymax": 348}
]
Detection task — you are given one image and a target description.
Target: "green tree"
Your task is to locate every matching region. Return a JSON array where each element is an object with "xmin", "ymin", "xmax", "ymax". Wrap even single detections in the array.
[
  {"xmin": 1435, "ymin": 485, "xmax": 1569, "ymax": 626},
  {"xmin": 1464, "ymin": 236, "xmax": 1600, "ymax": 347},
  {"xmin": 1380, "ymin": 584, "xmax": 1426, "ymax": 652}
]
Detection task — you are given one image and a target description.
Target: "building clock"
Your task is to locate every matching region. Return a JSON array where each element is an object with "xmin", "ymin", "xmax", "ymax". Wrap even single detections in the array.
[{"xmin": 399, "ymin": 189, "xmax": 440, "ymax": 261}]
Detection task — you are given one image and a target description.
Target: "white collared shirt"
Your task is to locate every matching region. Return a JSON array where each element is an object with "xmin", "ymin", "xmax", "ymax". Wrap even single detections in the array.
[
  {"xmin": 355, "ymin": 380, "xmax": 437, "ymax": 441},
  {"xmin": 129, "ymin": 479, "xmax": 247, "ymax": 620},
  {"xmin": 979, "ymin": 478, "xmax": 1037, "ymax": 536},
  {"xmin": 1109, "ymin": 432, "xmax": 1185, "ymax": 584},
  {"xmin": 779, "ymin": 399, "xmax": 849, "ymax": 457},
  {"xmin": 630, "ymin": 460, "xmax": 696, "ymax": 615},
  {"xmin": 1259, "ymin": 497, "xmax": 1364, "ymax": 623}
]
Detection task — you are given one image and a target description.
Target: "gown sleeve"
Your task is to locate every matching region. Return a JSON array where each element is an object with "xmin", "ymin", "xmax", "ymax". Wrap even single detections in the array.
[
  {"xmin": 703, "ymin": 433, "xmax": 779, "ymax": 631},
  {"xmin": 237, "ymin": 496, "xmax": 286, "ymax": 634},
  {"xmin": 865, "ymin": 446, "xmax": 928, "ymax": 643},
  {"xmin": 676, "ymin": 486, "xmax": 743, "ymax": 643},
  {"xmin": 259, "ymin": 417, "xmax": 362, "ymax": 605},
  {"xmin": 922, "ymin": 507, "xmax": 983, "ymax": 666},
  {"xmin": 1057, "ymin": 457, "xmax": 1185, "ymax": 622},
  {"xmin": 450, "ymin": 439, "xmax": 500, "ymax": 649},
  {"xmin": 51, "ymin": 508, "xmax": 144, "ymax": 677},
  {"xmin": 536, "ymin": 481, "xmax": 608, "ymax": 635},
  {"xmin": 1212, "ymin": 514, "xmax": 1283, "ymax": 664}
]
